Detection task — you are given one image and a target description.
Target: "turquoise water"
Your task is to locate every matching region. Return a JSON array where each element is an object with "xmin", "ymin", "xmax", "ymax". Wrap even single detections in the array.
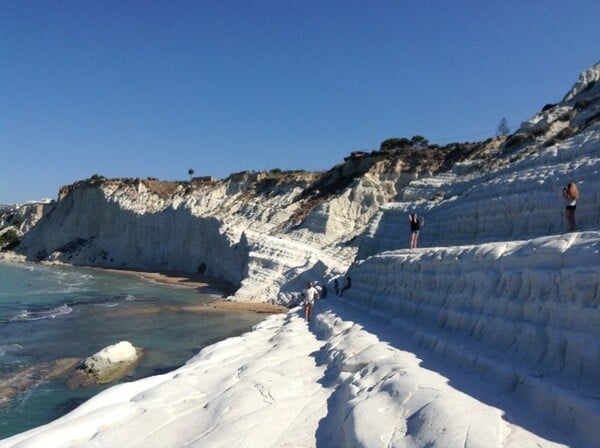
[{"xmin": 0, "ymin": 261, "xmax": 264, "ymax": 440}]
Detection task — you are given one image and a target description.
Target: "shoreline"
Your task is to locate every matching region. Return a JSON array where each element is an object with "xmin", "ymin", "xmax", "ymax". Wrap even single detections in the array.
[
  {"xmin": 0, "ymin": 255, "xmax": 287, "ymax": 439},
  {"xmin": 98, "ymin": 267, "xmax": 288, "ymax": 314},
  {"xmin": 0, "ymin": 253, "xmax": 288, "ymax": 315},
  {"xmin": 98, "ymin": 266, "xmax": 238, "ymax": 295}
]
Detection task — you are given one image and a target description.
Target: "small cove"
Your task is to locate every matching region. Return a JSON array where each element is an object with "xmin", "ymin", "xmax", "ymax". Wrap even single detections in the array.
[{"xmin": 0, "ymin": 261, "xmax": 266, "ymax": 440}]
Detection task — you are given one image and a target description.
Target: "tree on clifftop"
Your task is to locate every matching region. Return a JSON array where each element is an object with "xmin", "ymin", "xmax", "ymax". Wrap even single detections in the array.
[
  {"xmin": 188, "ymin": 168, "xmax": 194, "ymax": 179},
  {"xmin": 497, "ymin": 118, "xmax": 510, "ymax": 136},
  {"xmin": 380, "ymin": 136, "xmax": 429, "ymax": 151},
  {"xmin": 411, "ymin": 135, "xmax": 429, "ymax": 147},
  {"xmin": 380, "ymin": 137, "xmax": 411, "ymax": 151}
]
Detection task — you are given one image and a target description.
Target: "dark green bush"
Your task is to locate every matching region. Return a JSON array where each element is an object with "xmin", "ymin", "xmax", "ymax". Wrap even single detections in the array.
[
  {"xmin": 504, "ymin": 132, "xmax": 532, "ymax": 150},
  {"xmin": 530, "ymin": 125, "xmax": 550, "ymax": 137},
  {"xmin": 0, "ymin": 229, "xmax": 19, "ymax": 248},
  {"xmin": 542, "ymin": 103, "xmax": 556, "ymax": 112},
  {"xmin": 411, "ymin": 135, "xmax": 429, "ymax": 147},
  {"xmin": 10, "ymin": 216, "xmax": 24, "ymax": 228},
  {"xmin": 380, "ymin": 137, "xmax": 410, "ymax": 151}
]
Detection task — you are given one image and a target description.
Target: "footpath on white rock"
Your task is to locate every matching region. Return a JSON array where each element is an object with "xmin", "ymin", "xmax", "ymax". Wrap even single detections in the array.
[{"xmin": 1, "ymin": 62, "xmax": 599, "ymax": 447}]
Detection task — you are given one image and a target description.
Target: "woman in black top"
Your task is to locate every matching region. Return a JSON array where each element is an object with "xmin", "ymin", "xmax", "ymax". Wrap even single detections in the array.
[{"xmin": 409, "ymin": 213, "xmax": 420, "ymax": 249}]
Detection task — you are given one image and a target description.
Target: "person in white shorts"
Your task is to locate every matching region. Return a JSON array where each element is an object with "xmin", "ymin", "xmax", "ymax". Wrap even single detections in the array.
[{"xmin": 303, "ymin": 281, "xmax": 320, "ymax": 322}]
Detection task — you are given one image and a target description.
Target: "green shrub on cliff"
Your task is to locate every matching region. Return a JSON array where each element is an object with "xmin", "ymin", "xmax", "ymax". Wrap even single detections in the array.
[
  {"xmin": 380, "ymin": 135, "xmax": 429, "ymax": 151},
  {"xmin": 0, "ymin": 228, "xmax": 19, "ymax": 248},
  {"xmin": 410, "ymin": 135, "xmax": 429, "ymax": 147},
  {"xmin": 380, "ymin": 137, "xmax": 411, "ymax": 151}
]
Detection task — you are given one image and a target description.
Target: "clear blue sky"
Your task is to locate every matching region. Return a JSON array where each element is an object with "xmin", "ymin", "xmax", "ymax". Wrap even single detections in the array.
[{"xmin": 1, "ymin": 0, "xmax": 599, "ymax": 203}]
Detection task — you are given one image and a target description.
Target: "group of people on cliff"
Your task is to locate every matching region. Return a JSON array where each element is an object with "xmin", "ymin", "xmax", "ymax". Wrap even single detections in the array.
[
  {"xmin": 406, "ymin": 180, "xmax": 580, "ymax": 249},
  {"xmin": 302, "ymin": 276, "xmax": 351, "ymax": 321},
  {"xmin": 303, "ymin": 181, "xmax": 579, "ymax": 322}
]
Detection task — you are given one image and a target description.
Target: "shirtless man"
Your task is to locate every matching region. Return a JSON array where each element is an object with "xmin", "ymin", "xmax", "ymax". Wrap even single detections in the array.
[{"xmin": 303, "ymin": 281, "xmax": 320, "ymax": 321}]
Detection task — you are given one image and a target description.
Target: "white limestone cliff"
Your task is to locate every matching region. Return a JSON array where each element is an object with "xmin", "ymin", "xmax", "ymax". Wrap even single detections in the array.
[
  {"xmin": 563, "ymin": 60, "xmax": 600, "ymax": 103},
  {"xmin": 2, "ymin": 61, "xmax": 600, "ymax": 448}
]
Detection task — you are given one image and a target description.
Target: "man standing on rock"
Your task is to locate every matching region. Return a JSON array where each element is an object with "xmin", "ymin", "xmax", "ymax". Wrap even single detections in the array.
[{"xmin": 303, "ymin": 281, "xmax": 320, "ymax": 322}]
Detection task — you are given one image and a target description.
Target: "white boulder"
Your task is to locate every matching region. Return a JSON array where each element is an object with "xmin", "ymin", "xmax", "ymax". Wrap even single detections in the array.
[
  {"xmin": 68, "ymin": 341, "xmax": 142, "ymax": 387},
  {"xmin": 84, "ymin": 341, "xmax": 138, "ymax": 371}
]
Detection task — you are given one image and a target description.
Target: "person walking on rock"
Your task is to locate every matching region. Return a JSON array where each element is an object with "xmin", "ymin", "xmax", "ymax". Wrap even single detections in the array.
[
  {"xmin": 409, "ymin": 213, "xmax": 421, "ymax": 249},
  {"xmin": 562, "ymin": 181, "xmax": 578, "ymax": 231},
  {"xmin": 303, "ymin": 281, "xmax": 320, "ymax": 322}
]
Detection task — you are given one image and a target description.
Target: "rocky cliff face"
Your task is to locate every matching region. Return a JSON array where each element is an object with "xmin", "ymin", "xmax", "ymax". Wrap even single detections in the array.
[
  {"xmin": 0, "ymin": 200, "xmax": 53, "ymax": 249},
  {"xmin": 358, "ymin": 60, "xmax": 600, "ymax": 258},
  {"xmin": 13, "ymin": 140, "xmax": 495, "ymax": 305},
  {"xmin": 11, "ymin": 136, "xmax": 496, "ymax": 304},
  {"xmin": 10, "ymin": 61, "xmax": 600, "ymax": 307}
]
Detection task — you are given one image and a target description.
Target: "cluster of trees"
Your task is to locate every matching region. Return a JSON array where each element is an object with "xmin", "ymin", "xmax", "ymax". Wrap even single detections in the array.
[
  {"xmin": 381, "ymin": 117, "xmax": 510, "ymax": 153},
  {"xmin": 187, "ymin": 118, "xmax": 512, "ymax": 179},
  {"xmin": 379, "ymin": 135, "xmax": 429, "ymax": 151}
]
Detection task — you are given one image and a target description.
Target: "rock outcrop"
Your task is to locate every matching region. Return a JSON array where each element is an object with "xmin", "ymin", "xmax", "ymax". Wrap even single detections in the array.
[
  {"xmin": 67, "ymin": 341, "xmax": 142, "ymax": 388},
  {"xmin": 0, "ymin": 358, "xmax": 80, "ymax": 405},
  {"xmin": 0, "ymin": 200, "xmax": 53, "ymax": 249}
]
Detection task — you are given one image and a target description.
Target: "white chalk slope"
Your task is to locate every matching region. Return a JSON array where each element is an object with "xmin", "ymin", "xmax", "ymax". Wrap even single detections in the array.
[{"xmin": 2, "ymin": 62, "xmax": 600, "ymax": 447}]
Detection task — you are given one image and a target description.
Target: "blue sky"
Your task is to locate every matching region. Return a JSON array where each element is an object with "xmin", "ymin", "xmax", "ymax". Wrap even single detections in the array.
[{"xmin": 1, "ymin": 1, "xmax": 599, "ymax": 203}]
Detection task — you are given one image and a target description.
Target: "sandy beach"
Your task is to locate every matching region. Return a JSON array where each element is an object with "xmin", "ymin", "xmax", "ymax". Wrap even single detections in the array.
[
  {"xmin": 99, "ymin": 266, "xmax": 288, "ymax": 314},
  {"xmin": 0, "ymin": 256, "xmax": 290, "ymax": 315}
]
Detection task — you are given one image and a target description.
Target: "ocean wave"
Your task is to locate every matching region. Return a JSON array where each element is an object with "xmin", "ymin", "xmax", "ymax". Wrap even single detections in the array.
[
  {"xmin": 95, "ymin": 302, "xmax": 120, "ymax": 308},
  {"xmin": 55, "ymin": 271, "xmax": 92, "ymax": 287},
  {"xmin": 11, "ymin": 304, "xmax": 73, "ymax": 322},
  {"xmin": 0, "ymin": 344, "xmax": 24, "ymax": 357},
  {"xmin": 69, "ymin": 295, "xmax": 137, "ymax": 307},
  {"xmin": 93, "ymin": 294, "xmax": 139, "ymax": 307},
  {"xmin": 57, "ymin": 280, "xmax": 85, "ymax": 287},
  {"xmin": 5, "ymin": 294, "xmax": 144, "ymax": 323}
]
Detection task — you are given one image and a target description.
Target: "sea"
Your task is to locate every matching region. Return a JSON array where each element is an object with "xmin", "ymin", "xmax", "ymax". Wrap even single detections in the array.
[{"xmin": 0, "ymin": 261, "xmax": 264, "ymax": 440}]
